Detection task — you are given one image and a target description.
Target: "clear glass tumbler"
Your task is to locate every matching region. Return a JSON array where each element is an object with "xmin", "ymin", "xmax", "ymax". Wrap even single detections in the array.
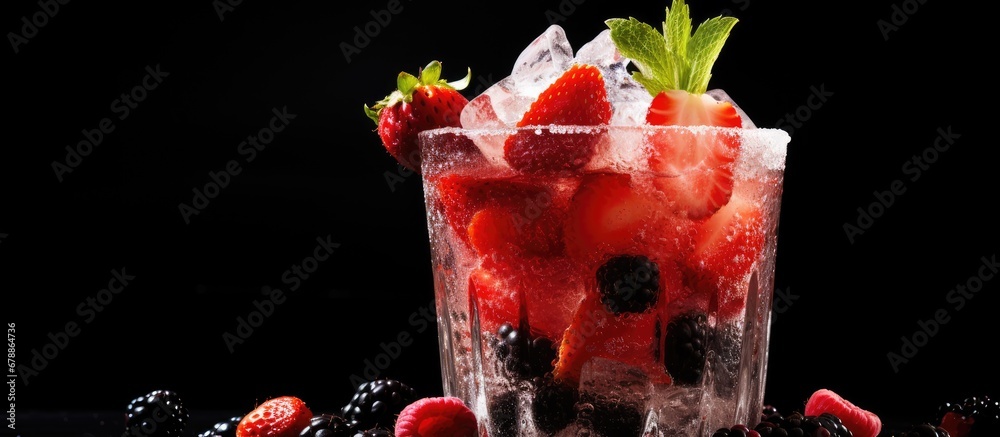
[{"xmin": 419, "ymin": 125, "xmax": 790, "ymax": 437}]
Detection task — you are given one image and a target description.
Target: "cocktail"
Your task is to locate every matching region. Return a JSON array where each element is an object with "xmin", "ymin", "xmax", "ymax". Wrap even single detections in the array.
[{"xmin": 365, "ymin": 2, "xmax": 790, "ymax": 436}]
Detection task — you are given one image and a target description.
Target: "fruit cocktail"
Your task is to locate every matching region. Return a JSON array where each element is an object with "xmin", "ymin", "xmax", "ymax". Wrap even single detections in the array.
[{"xmin": 365, "ymin": 2, "xmax": 791, "ymax": 435}]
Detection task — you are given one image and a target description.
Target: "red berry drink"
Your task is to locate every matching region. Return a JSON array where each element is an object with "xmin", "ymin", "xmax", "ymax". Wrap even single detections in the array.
[
  {"xmin": 366, "ymin": 1, "xmax": 791, "ymax": 435},
  {"xmin": 420, "ymin": 122, "xmax": 788, "ymax": 436}
]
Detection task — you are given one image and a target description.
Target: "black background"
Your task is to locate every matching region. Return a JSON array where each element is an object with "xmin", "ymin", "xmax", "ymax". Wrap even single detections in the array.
[{"xmin": 2, "ymin": 0, "xmax": 996, "ymax": 435}]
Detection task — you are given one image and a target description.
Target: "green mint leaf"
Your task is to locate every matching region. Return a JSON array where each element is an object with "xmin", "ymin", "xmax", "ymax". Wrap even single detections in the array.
[
  {"xmin": 607, "ymin": 0, "xmax": 736, "ymax": 95},
  {"xmin": 664, "ymin": 0, "xmax": 691, "ymax": 62},
  {"xmin": 606, "ymin": 17, "xmax": 675, "ymax": 95},
  {"xmin": 687, "ymin": 16, "xmax": 737, "ymax": 94}
]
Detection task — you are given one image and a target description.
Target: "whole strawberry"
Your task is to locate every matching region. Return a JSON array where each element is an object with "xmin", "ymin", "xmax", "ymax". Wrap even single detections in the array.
[
  {"xmin": 236, "ymin": 396, "xmax": 313, "ymax": 437},
  {"xmin": 365, "ymin": 60, "xmax": 471, "ymax": 172}
]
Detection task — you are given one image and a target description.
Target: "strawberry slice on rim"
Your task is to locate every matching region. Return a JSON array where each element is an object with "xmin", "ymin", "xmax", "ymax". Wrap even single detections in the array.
[{"xmin": 608, "ymin": 1, "xmax": 743, "ymax": 219}]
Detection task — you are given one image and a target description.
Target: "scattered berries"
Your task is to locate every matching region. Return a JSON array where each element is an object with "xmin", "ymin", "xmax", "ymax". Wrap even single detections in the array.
[
  {"xmin": 236, "ymin": 396, "xmax": 313, "ymax": 437},
  {"xmin": 596, "ymin": 255, "xmax": 660, "ymax": 314},
  {"xmin": 805, "ymin": 389, "xmax": 882, "ymax": 437},
  {"xmin": 886, "ymin": 423, "xmax": 951, "ymax": 437},
  {"xmin": 936, "ymin": 395, "xmax": 999, "ymax": 437},
  {"xmin": 754, "ymin": 408, "xmax": 852, "ymax": 437},
  {"xmin": 124, "ymin": 390, "xmax": 189, "ymax": 437},
  {"xmin": 342, "ymin": 379, "xmax": 418, "ymax": 430},
  {"xmin": 394, "ymin": 397, "xmax": 477, "ymax": 437},
  {"xmin": 197, "ymin": 416, "xmax": 243, "ymax": 437}
]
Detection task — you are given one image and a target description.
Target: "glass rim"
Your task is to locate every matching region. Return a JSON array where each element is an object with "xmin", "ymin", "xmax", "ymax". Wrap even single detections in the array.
[{"xmin": 418, "ymin": 124, "xmax": 791, "ymax": 141}]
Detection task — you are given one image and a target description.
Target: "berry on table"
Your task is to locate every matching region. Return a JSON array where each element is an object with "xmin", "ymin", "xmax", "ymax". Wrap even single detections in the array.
[
  {"xmin": 342, "ymin": 379, "xmax": 418, "ymax": 430},
  {"xmin": 123, "ymin": 389, "xmax": 189, "ymax": 437}
]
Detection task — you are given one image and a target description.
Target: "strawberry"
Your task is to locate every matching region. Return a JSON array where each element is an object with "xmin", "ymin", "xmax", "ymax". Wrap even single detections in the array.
[
  {"xmin": 472, "ymin": 256, "xmax": 587, "ymax": 342},
  {"xmin": 468, "ymin": 267, "xmax": 519, "ymax": 336},
  {"xmin": 552, "ymin": 294, "xmax": 668, "ymax": 385},
  {"xmin": 431, "ymin": 174, "xmax": 553, "ymax": 246},
  {"xmin": 562, "ymin": 173, "xmax": 688, "ymax": 266},
  {"xmin": 365, "ymin": 60, "xmax": 472, "ymax": 173},
  {"xmin": 684, "ymin": 194, "xmax": 766, "ymax": 319},
  {"xmin": 503, "ymin": 64, "xmax": 612, "ymax": 174},
  {"xmin": 608, "ymin": 0, "xmax": 742, "ymax": 219},
  {"xmin": 236, "ymin": 396, "xmax": 313, "ymax": 437}
]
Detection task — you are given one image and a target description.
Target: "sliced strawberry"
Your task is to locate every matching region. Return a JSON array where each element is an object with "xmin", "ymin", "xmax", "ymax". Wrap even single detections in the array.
[
  {"xmin": 501, "ymin": 256, "xmax": 586, "ymax": 341},
  {"xmin": 432, "ymin": 174, "xmax": 550, "ymax": 245},
  {"xmin": 467, "ymin": 203, "xmax": 565, "ymax": 259},
  {"xmin": 608, "ymin": 10, "xmax": 742, "ymax": 219},
  {"xmin": 552, "ymin": 294, "xmax": 668, "ymax": 385},
  {"xmin": 646, "ymin": 89, "xmax": 741, "ymax": 128},
  {"xmin": 365, "ymin": 61, "xmax": 472, "ymax": 172},
  {"xmin": 504, "ymin": 64, "xmax": 612, "ymax": 174},
  {"xmin": 236, "ymin": 396, "xmax": 313, "ymax": 437},
  {"xmin": 563, "ymin": 173, "xmax": 685, "ymax": 266},
  {"xmin": 653, "ymin": 164, "xmax": 735, "ymax": 220},
  {"xmin": 468, "ymin": 267, "xmax": 520, "ymax": 336},
  {"xmin": 684, "ymin": 194, "xmax": 766, "ymax": 319},
  {"xmin": 647, "ymin": 92, "xmax": 742, "ymax": 219}
]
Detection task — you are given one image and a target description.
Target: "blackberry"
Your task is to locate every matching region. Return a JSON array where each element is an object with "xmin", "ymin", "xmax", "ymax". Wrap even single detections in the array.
[
  {"xmin": 887, "ymin": 423, "xmax": 950, "ymax": 437},
  {"xmin": 196, "ymin": 416, "xmax": 242, "ymax": 437},
  {"xmin": 663, "ymin": 312, "xmax": 709, "ymax": 385},
  {"xmin": 596, "ymin": 255, "xmax": 660, "ymax": 314},
  {"xmin": 493, "ymin": 322, "xmax": 557, "ymax": 380},
  {"xmin": 712, "ymin": 424, "xmax": 758, "ymax": 437},
  {"xmin": 300, "ymin": 414, "xmax": 356, "ymax": 437},
  {"xmin": 582, "ymin": 395, "xmax": 644, "ymax": 437},
  {"xmin": 531, "ymin": 379, "xmax": 578, "ymax": 435},
  {"xmin": 350, "ymin": 428, "xmax": 393, "ymax": 437},
  {"xmin": 123, "ymin": 390, "xmax": 188, "ymax": 437},
  {"xmin": 937, "ymin": 395, "xmax": 1000, "ymax": 437},
  {"xmin": 754, "ymin": 411, "xmax": 853, "ymax": 437},
  {"xmin": 488, "ymin": 390, "xmax": 520, "ymax": 437},
  {"xmin": 342, "ymin": 379, "xmax": 417, "ymax": 430}
]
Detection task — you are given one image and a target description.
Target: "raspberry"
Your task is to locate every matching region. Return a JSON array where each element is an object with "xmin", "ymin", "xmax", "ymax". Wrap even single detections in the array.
[
  {"xmin": 236, "ymin": 396, "xmax": 313, "ymax": 437},
  {"xmin": 805, "ymin": 389, "xmax": 882, "ymax": 437},
  {"xmin": 394, "ymin": 397, "xmax": 478, "ymax": 437}
]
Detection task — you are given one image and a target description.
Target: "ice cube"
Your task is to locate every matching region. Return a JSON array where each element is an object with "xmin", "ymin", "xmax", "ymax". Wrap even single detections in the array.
[
  {"xmin": 463, "ymin": 25, "xmax": 576, "ymax": 128},
  {"xmin": 577, "ymin": 357, "xmax": 653, "ymax": 401},
  {"xmin": 707, "ymin": 89, "xmax": 756, "ymax": 128},
  {"xmin": 460, "ymin": 25, "xmax": 576, "ymax": 160},
  {"xmin": 510, "ymin": 24, "xmax": 575, "ymax": 96},
  {"xmin": 573, "ymin": 29, "xmax": 653, "ymax": 126}
]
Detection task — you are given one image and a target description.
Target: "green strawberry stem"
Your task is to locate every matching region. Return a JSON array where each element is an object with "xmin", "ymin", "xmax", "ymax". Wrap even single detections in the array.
[
  {"xmin": 364, "ymin": 60, "xmax": 471, "ymax": 124},
  {"xmin": 606, "ymin": 0, "xmax": 737, "ymax": 96}
]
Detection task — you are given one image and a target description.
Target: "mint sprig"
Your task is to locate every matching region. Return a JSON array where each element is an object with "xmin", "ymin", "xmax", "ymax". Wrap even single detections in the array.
[{"xmin": 606, "ymin": 0, "xmax": 737, "ymax": 96}]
